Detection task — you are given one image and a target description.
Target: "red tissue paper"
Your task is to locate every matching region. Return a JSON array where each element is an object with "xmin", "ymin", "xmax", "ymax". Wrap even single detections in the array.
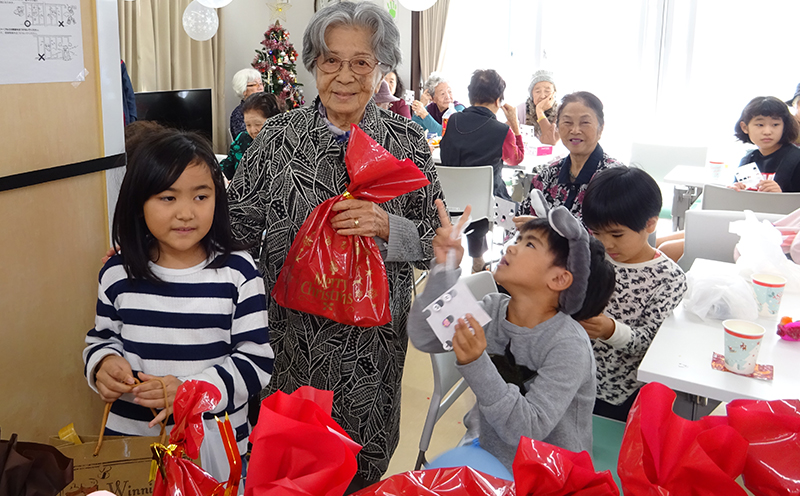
[
  {"xmin": 617, "ymin": 382, "xmax": 749, "ymax": 495},
  {"xmin": 351, "ymin": 466, "xmax": 514, "ymax": 496},
  {"xmin": 245, "ymin": 386, "xmax": 361, "ymax": 496},
  {"xmin": 272, "ymin": 124, "xmax": 430, "ymax": 327},
  {"xmin": 513, "ymin": 437, "xmax": 619, "ymax": 496}
]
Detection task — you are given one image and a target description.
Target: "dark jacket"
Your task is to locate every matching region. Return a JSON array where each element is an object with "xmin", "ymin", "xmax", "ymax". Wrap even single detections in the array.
[{"xmin": 740, "ymin": 144, "xmax": 800, "ymax": 192}]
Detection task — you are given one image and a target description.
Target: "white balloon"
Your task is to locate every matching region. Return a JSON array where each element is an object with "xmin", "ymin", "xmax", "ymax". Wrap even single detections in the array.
[
  {"xmin": 182, "ymin": 0, "xmax": 219, "ymax": 42},
  {"xmin": 197, "ymin": 0, "xmax": 233, "ymax": 8},
  {"xmin": 399, "ymin": 0, "xmax": 437, "ymax": 11}
]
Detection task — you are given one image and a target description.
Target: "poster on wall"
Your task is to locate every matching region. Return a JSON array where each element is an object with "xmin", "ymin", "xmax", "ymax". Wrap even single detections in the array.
[{"xmin": 0, "ymin": 0, "xmax": 84, "ymax": 85}]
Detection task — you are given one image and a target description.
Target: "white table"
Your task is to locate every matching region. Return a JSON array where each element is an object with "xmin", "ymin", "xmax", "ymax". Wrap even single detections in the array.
[
  {"xmin": 662, "ymin": 165, "xmax": 736, "ymax": 230},
  {"xmin": 638, "ymin": 258, "xmax": 800, "ymax": 403}
]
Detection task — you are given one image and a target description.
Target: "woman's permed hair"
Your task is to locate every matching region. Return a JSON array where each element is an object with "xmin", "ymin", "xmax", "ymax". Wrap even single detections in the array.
[
  {"xmin": 302, "ymin": 1, "xmax": 401, "ymax": 75},
  {"xmin": 582, "ymin": 166, "xmax": 662, "ymax": 232},
  {"xmin": 232, "ymin": 68, "xmax": 262, "ymax": 100},
  {"xmin": 242, "ymin": 92, "xmax": 284, "ymax": 119},
  {"xmin": 467, "ymin": 69, "xmax": 506, "ymax": 105},
  {"xmin": 112, "ymin": 129, "xmax": 247, "ymax": 282},
  {"xmin": 519, "ymin": 219, "xmax": 615, "ymax": 321},
  {"xmin": 557, "ymin": 91, "xmax": 605, "ymax": 128},
  {"xmin": 423, "ymin": 72, "xmax": 448, "ymax": 98},
  {"xmin": 734, "ymin": 96, "xmax": 799, "ymax": 145}
]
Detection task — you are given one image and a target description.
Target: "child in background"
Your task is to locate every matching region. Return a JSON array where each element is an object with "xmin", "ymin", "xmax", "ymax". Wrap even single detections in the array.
[
  {"xmin": 220, "ymin": 92, "xmax": 283, "ymax": 180},
  {"xmin": 83, "ymin": 129, "xmax": 274, "ymax": 478},
  {"xmin": 408, "ymin": 200, "xmax": 615, "ymax": 471},
  {"xmin": 581, "ymin": 166, "xmax": 687, "ymax": 421},
  {"xmin": 732, "ymin": 96, "xmax": 800, "ymax": 192}
]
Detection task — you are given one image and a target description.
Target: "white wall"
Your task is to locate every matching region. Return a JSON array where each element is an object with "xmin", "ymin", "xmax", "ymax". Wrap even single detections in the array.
[{"xmin": 220, "ymin": 0, "xmax": 411, "ymax": 139}]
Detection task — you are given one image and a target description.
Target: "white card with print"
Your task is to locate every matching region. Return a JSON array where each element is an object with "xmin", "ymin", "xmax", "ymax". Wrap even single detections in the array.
[
  {"xmin": 735, "ymin": 162, "xmax": 761, "ymax": 190},
  {"xmin": 493, "ymin": 197, "xmax": 519, "ymax": 231},
  {"xmin": 423, "ymin": 279, "xmax": 491, "ymax": 351}
]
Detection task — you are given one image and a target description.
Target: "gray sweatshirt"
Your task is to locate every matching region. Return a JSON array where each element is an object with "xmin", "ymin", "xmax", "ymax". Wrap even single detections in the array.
[{"xmin": 408, "ymin": 264, "xmax": 596, "ymax": 470}]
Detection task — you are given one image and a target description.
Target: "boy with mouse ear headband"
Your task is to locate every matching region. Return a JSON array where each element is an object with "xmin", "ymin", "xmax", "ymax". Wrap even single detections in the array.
[{"xmin": 408, "ymin": 199, "xmax": 616, "ymax": 472}]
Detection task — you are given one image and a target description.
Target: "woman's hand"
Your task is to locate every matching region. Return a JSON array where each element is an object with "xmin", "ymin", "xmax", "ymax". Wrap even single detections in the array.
[
  {"xmin": 452, "ymin": 314, "xmax": 487, "ymax": 365},
  {"xmin": 580, "ymin": 315, "xmax": 615, "ymax": 340},
  {"xmin": 536, "ymin": 95, "xmax": 555, "ymax": 116},
  {"xmin": 101, "ymin": 245, "xmax": 120, "ymax": 265},
  {"xmin": 432, "ymin": 199, "xmax": 471, "ymax": 266},
  {"xmin": 512, "ymin": 215, "xmax": 536, "ymax": 230},
  {"xmin": 95, "ymin": 355, "xmax": 135, "ymax": 402},
  {"xmin": 501, "ymin": 103, "xmax": 521, "ymax": 135},
  {"xmin": 420, "ymin": 89, "xmax": 432, "ymax": 106},
  {"xmin": 331, "ymin": 199, "xmax": 390, "ymax": 240},
  {"xmin": 757, "ymin": 180, "xmax": 782, "ymax": 193},
  {"xmin": 729, "ymin": 182, "xmax": 748, "ymax": 191},
  {"xmin": 411, "ymin": 100, "xmax": 429, "ymax": 119},
  {"xmin": 133, "ymin": 373, "xmax": 183, "ymax": 428}
]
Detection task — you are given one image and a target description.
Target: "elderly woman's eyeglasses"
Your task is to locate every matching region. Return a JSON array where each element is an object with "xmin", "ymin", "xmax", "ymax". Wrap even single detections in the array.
[{"xmin": 316, "ymin": 55, "xmax": 385, "ymax": 75}]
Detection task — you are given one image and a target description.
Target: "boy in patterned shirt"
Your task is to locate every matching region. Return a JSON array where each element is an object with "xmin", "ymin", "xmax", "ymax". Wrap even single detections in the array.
[{"xmin": 579, "ymin": 166, "xmax": 687, "ymax": 421}]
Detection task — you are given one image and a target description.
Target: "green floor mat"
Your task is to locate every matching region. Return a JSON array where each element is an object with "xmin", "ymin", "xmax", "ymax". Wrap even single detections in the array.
[{"xmin": 592, "ymin": 415, "xmax": 626, "ymax": 490}]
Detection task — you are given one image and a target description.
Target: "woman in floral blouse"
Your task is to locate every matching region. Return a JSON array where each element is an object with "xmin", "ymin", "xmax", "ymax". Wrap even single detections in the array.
[{"xmin": 516, "ymin": 91, "xmax": 624, "ymax": 224}]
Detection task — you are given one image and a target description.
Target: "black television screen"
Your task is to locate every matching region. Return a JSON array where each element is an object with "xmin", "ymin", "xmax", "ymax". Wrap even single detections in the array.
[{"xmin": 134, "ymin": 89, "xmax": 213, "ymax": 139}]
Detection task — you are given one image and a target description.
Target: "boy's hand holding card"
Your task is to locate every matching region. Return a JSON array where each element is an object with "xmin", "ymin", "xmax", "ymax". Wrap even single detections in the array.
[{"xmin": 422, "ymin": 279, "xmax": 491, "ymax": 351}]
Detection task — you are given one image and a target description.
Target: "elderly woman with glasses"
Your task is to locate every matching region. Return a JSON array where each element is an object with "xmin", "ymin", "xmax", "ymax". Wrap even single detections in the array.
[
  {"xmin": 227, "ymin": 2, "xmax": 443, "ymax": 491},
  {"xmin": 230, "ymin": 68, "xmax": 264, "ymax": 138}
]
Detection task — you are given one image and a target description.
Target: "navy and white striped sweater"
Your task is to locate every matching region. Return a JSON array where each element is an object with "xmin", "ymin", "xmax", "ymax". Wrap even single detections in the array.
[{"xmin": 83, "ymin": 251, "xmax": 273, "ymax": 454}]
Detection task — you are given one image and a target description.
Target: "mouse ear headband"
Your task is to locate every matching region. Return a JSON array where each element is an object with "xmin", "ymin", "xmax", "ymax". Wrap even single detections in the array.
[{"xmin": 528, "ymin": 190, "xmax": 590, "ymax": 315}]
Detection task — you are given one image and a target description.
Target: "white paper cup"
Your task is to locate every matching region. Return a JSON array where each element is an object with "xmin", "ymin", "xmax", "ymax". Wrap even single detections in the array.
[
  {"xmin": 707, "ymin": 161, "xmax": 723, "ymax": 180},
  {"xmin": 751, "ymin": 273, "xmax": 786, "ymax": 317},
  {"xmin": 723, "ymin": 319, "xmax": 765, "ymax": 375}
]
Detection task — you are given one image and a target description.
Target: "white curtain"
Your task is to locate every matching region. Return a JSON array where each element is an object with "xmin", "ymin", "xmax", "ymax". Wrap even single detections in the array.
[
  {"xmin": 118, "ymin": 0, "xmax": 226, "ymax": 153},
  {"xmin": 419, "ymin": 0, "xmax": 451, "ymax": 82}
]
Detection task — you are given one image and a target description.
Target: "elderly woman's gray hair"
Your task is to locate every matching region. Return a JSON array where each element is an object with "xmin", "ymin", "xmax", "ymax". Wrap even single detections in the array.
[
  {"xmin": 423, "ymin": 72, "xmax": 448, "ymax": 97},
  {"xmin": 232, "ymin": 68, "xmax": 262, "ymax": 100},
  {"xmin": 302, "ymin": 1, "xmax": 402, "ymax": 75}
]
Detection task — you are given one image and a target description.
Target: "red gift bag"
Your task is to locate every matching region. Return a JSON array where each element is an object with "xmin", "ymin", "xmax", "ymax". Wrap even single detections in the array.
[
  {"xmin": 245, "ymin": 386, "xmax": 361, "ymax": 496},
  {"xmin": 617, "ymin": 382, "xmax": 749, "ymax": 495},
  {"xmin": 513, "ymin": 437, "xmax": 619, "ymax": 496},
  {"xmin": 727, "ymin": 398, "xmax": 800, "ymax": 495},
  {"xmin": 272, "ymin": 124, "xmax": 430, "ymax": 327},
  {"xmin": 152, "ymin": 380, "xmax": 241, "ymax": 496},
  {"xmin": 351, "ymin": 466, "xmax": 514, "ymax": 496}
]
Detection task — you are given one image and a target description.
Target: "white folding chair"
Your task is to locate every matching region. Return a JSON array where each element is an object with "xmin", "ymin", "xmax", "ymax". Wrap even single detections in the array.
[
  {"xmin": 434, "ymin": 165, "xmax": 494, "ymax": 220},
  {"xmin": 679, "ymin": 209, "xmax": 784, "ymax": 271},
  {"xmin": 630, "ymin": 143, "xmax": 708, "ymax": 230},
  {"xmin": 701, "ymin": 184, "xmax": 800, "ymax": 215},
  {"xmin": 414, "ymin": 270, "xmax": 498, "ymax": 470}
]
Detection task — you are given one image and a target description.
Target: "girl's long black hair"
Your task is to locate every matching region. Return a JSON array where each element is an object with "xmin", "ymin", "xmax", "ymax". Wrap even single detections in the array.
[{"xmin": 112, "ymin": 129, "xmax": 248, "ymax": 282}]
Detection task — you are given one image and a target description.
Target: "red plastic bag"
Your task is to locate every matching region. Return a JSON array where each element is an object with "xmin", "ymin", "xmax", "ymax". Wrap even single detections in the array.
[
  {"xmin": 245, "ymin": 386, "xmax": 361, "ymax": 496},
  {"xmin": 272, "ymin": 124, "xmax": 430, "ymax": 327},
  {"xmin": 513, "ymin": 437, "xmax": 619, "ymax": 496},
  {"xmin": 153, "ymin": 380, "xmax": 236, "ymax": 496},
  {"xmin": 351, "ymin": 466, "xmax": 514, "ymax": 496},
  {"xmin": 618, "ymin": 382, "xmax": 749, "ymax": 495},
  {"xmin": 727, "ymin": 398, "xmax": 800, "ymax": 495}
]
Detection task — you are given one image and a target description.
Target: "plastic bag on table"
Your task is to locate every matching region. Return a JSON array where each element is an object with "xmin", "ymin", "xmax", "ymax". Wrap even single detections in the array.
[
  {"xmin": 245, "ymin": 386, "xmax": 361, "ymax": 496},
  {"xmin": 152, "ymin": 380, "xmax": 240, "ymax": 496},
  {"xmin": 682, "ymin": 271, "xmax": 758, "ymax": 321},
  {"xmin": 272, "ymin": 124, "xmax": 430, "ymax": 327},
  {"xmin": 513, "ymin": 437, "xmax": 619, "ymax": 496},
  {"xmin": 618, "ymin": 382, "xmax": 749, "ymax": 495},
  {"xmin": 730, "ymin": 210, "xmax": 800, "ymax": 291},
  {"xmin": 350, "ymin": 466, "xmax": 514, "ymax": 496},
  {"xmin": 726, "ymin": 398, "xmax": 800, "ymax": 495}
]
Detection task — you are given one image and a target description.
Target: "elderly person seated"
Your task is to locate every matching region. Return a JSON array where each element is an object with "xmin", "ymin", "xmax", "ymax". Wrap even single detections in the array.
[
  {"xmin": 515, "ymin": 91, "xmax": 624, "ymax": 225},
  {"xmin": 230, "ymin": 68, "xmax": 264, "ymax": 138},
  {"xmin": 220, "ymin": 92, "xmax": 284, "ymax": 180},
  {"xmin": 516, "ymin": 70, "xmax": 559, "ymax": 145},
  {"xmin": 411, "ymin": 72, "xmax": 465, "ymax": 135},
  {"xmin": 226, "ymin": 2, "xmax": 443, "ymax": 492},
  {"xmin": 439, "ymin": 69, "xmax": 524, "ymax": 272},
  {"xmin": 383, "ymin": 70, "xmax": 411, "ymax": 118}
]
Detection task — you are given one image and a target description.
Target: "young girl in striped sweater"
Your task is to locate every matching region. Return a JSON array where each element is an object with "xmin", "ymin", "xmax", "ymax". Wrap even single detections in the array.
[{"xmin": 82, "ymin": 129, "xmax": 274, "ymax": 479}]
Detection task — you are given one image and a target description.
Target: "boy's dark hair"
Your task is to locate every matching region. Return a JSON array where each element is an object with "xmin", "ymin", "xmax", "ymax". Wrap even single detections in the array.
[
  {"xmin": 557, "ymin": 91, "xmax": 604, "ymax": 128},
  {"xmin": 113, "ymin": 129, "xmax": 247, "ymax": 282},
  {"xmin": 734, "ymin": 96, "xmax": 799, "ymax": 145},
  {"xmin": 582, "ymin": 166, "xmax": 661, "ymax": 232},
  {"xmin": 242, "ymin": 92, "xmax": 284, "ymax": 119},
  {"xmin": 467, "ymin": 69, "xmax": 506, "ymax": 105},
  {"xmin": 390, "ymin": 70, "xmax": 405, "ymax": 99},
  {"xmin": 520, "ymin": 219, "xmax": 615, "ymax": 321},
  {"xmin": 124, "ymin": 120, "xmax": 165, "ymax": 162}
]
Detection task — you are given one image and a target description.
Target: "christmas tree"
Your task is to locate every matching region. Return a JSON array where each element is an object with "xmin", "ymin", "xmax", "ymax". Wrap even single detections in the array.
[{"xmin": 252, "ymin": 21, "xmax": 305, "ymax": 109}]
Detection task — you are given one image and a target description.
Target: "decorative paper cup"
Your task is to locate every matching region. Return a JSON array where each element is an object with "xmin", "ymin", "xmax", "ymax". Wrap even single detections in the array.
[
  {"xmin": 751, "ymin": 273, "xmax": 786, "ymax": 317},
  {"xmin": 723, "ymin": 319, "xmax": 765, "ymax": 375}
]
